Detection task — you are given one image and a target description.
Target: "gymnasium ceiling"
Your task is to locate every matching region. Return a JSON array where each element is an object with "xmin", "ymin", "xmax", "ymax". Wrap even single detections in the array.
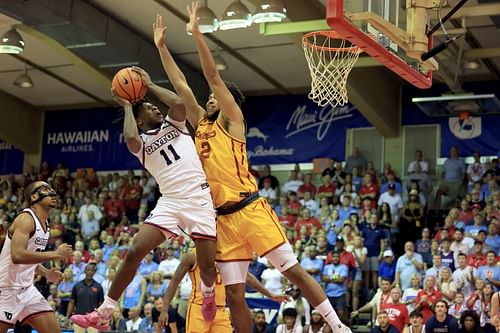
[{"xmin": 0, "ymin": 0, "xmax": 499, "ymax": 111}]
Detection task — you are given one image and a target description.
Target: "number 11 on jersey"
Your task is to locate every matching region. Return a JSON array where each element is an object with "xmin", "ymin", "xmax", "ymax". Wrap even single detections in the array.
[{"xmin": 160, "ymin": 144, "xmax": 181, "ymax": 165}]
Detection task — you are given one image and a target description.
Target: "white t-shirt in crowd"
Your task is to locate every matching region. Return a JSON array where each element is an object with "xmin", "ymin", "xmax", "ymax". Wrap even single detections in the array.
[{"xmin": 261, "ymin": 268, "xmax": 283, "ymax": 295}]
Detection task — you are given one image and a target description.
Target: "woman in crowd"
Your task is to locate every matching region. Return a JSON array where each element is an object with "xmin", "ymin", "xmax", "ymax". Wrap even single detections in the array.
[
  {"xmin": 402, "ymin": 274, "xmax": 422, "ymax": 313},
  {"xmin": 347, "ymin": 235, "xmax": 367, "ymax": 311},
  {"xmin": 146, "ymin": 271, "xmax": 168, "ymax": 303},
  {"xmin": 400, "ymin": 189, "xmax": 425, "ymax": 243},
  {"xmin": 438, "ymin": 267, "xmax": 457, "ymax": 304},
  {"xmin": 57, "ymin": 268, "xmax": 75, "ymax": 316}
]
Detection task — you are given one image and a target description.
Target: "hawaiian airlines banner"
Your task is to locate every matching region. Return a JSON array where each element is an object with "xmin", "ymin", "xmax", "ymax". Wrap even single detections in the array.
[
  {"xmin": 244, "ymin": 95, "xmax": 371, "ymax": 164},
  {"xmin": 42, "ymin": 108, "xmax": 141, "ymax": 171},
  {"xmin": 0, "ymin": 140, "xmax": 24, "ymax": 175}
]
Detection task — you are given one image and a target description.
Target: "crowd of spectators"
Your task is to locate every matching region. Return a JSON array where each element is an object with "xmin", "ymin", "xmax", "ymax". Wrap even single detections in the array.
[{"xmin": 0, "ymin": 145, "xmax": 498, "ymax": 333}]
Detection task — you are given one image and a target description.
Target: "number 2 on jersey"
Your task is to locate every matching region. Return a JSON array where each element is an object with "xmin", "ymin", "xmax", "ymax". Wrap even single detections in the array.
[{"xmin": 160, "ymin": 144, "xmax": 181, "ymax": 165}]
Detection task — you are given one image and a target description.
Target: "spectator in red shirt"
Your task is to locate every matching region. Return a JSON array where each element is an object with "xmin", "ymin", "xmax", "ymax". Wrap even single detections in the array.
[
  {"xmin": 434, "ymin": 217, "xmax": 456, "ymax": 241},
  {"xmin": 380, "ymin": 287, "xmax": 409, "ymax": 333},
  {"xmin": 287, "ymin": 191, "xmax": 302, "ymax": 216},
  {"xmin": 297, "ymin": 173, "xmax": 317, "ymax": 199},
  {"xmin": 359, "ymin": 174, "xmax": 379, "ymax": 209},
  {"xmin": 104, "ymin": 190, "xmax": 125, "ymax": 223},
  {"xmin": 317, "ymin": 174, "xmax": 336, "ymax": 203},
  {"xmin": 415, "ymin": 275, "xmax": 442, "ymax": 322},
  {"xmin": 466, "ymin": 241, "xmax": 487, "ymax": 268},
  {"xmin": 278, "ymin": 206, "xmax": 297, "ymax": 230},
  {"xmin": 458, "ymin": 199, "xmax": 473, "ymax": 225},
  {"xmin": 295, "ymin": 208, "xmax": 322, "ymax": 236},
  {"xmin": 123, "ymin": 176, "xmax": 143, "ymax": 223}
]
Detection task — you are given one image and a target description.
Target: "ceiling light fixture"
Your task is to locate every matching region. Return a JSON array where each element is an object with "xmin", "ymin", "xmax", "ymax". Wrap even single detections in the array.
[
  {"xmin": 214, "ymin": 50, "xmax": 228, "ymax": 70},
  {"xmin": 198, "ymin": 0, "xmax": 219, "ymax": 33},
  {"xmin": 0, "ymin": 27, "xmax": 25, "ymax": 54},
  {"xmin": 252, "ymin": 0, "xmax": 287, "ymax": 23},
  {"xmin": 219, "ymin": 0, "xmax": 252, "ymax": 31},
  {"xmin": 463, "ymin": 60, "xmax": 480, "ymax": 70},
  {"xmin": 14, "ymin": 64, "xmax": 34, "ymax": 88}
]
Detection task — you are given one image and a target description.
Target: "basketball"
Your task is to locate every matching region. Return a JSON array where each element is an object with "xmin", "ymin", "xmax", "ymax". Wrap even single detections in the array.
[{"xmin": 112, "ymin": 67, "xmax": 147, "ymax": 103}]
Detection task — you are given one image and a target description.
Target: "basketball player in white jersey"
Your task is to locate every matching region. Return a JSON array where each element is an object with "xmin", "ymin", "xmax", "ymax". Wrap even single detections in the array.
[
  {"xmin": 71, "ymin": 76, "xmax": 218, "ymax": 330},
  {"xmin": 0, "ymin": 181, "xmax": 73, "ymax": 333}
]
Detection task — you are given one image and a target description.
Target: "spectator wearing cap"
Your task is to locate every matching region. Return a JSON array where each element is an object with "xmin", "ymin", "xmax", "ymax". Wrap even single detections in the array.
[
  {"xmin": 139, "ymin": 251, "xmax": 159, "ymax": 278},
  {"xmin": 258, "ymin": 165, "xmax": 280, "ymax": 191},
  {"xmin": 380, "ymin": 287, "xmax": 410, "ymax": 333},
  {"xmin": 467, "ymin": 241, "xmax": 487, "ymax": 268},
  {"xmin": 475, "ymin": 251, "xmax": 500, "ymax": 292},
  {"xmin": 300, "ymin": 191, "xmax": 319, "ymax": 217},
  {"xmin": 259, "ymin": 177, "xmax": 277, "ymax": 207},
  {"xmin": 322, "ymin": 250, "xmax": 349, "ymax": 322},
  {"xmin": 402, "ymin": 310, "xmax": 425, "ymax": 333},
  {"xmin": 379, "ymin": 250, "xmax": 397, "ymax": 285},
  {"xmin": 301, "ymin": 246, "xmax": 324, "ymax": 282},
  {"xmin": 415, "ymin": 275, "xmax": 442, "ymax": 322},
  {"xmin": 282, "ymin": 170, "xmax": 303, "ymax": 194},
  {"xmin": 276, "ymin": 308, "xmax": 302, "ymax": 333},
  {"xmin": 378, "ymin": 183, "xmax": 404, "ymax": 224},
  {"xmin": 381, "ymin": 171, "xmax": 402, "ymax": 195},
  {"xmin": 465, "ymin": 212, "xmax": 488, "ymax": 240},
  {"xmin": 485, "ymin": 223, "xmax": 500, "ymax": 254},
  {"xmin": 158, "ymin": 246, "xmax": 180, "ymax": 283},
  {"xmin": 395, "ymin": 242, "xmax": 424, "ymax": 291}
]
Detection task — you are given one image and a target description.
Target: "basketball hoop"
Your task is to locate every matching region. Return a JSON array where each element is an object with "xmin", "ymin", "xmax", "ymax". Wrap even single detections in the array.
[{"xmin": 302, "ymin": 30, "xmax": 361, "ymax": 107}]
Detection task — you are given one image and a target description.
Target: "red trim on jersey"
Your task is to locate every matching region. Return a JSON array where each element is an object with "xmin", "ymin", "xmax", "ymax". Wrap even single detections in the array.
[
  {"xmin": 20, "ymin": 310, "xmax": 54, "ymax": 324},
  {"xmin": 142, "ymin": 222, "xmax": 177, "ymax": 238},
  {"xmin": 190, "ymin": 232, "xmax": 216, "ymax": 241}
]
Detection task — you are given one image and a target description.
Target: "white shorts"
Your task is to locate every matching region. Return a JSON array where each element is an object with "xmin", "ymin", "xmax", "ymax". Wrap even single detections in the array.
[
  {"xmin": 144, "ymin": 192, "xmax": 216, "ymax": 241},
  {"xmin": 0, "ymin": 285, "xmax": 53, "ymax": 327}
]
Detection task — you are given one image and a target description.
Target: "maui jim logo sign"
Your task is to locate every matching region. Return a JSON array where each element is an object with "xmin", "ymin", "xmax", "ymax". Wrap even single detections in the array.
[
  {"xmin": 145, "ymin": 129, "xmax": 179, "ymax": 155},
  {"xmin": 285, "ymin": 105, "xmax": 354, "ymax": 141}
]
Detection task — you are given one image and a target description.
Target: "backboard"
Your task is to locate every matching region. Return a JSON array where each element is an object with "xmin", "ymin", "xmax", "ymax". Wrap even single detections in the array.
[{"xmin": 326, "ymin": 0, "xmax": 436, "ymax": 89}]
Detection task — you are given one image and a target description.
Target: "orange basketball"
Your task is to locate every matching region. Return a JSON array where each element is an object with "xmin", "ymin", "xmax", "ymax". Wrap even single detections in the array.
[{"xmin": 112, "ymin": 67, "xmax": 147, "ymax": 103}]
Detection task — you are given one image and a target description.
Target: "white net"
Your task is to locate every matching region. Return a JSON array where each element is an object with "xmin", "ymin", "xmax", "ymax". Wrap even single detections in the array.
[{"xmin": 303, "ymin": 31, "xmax": 361, "ymax": 107}]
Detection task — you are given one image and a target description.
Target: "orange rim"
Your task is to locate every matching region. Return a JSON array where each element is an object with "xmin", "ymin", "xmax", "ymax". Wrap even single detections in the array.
[{"xmin": 302, "ymin": 30, "xmax": 361, "ymax": 54}]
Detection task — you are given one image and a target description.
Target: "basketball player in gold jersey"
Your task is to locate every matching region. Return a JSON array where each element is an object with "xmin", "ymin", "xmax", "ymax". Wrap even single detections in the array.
[
  {"xmin": 149, "ymin": 7, "xmax": 351, "ymax": 333},
  {"xmin": 157, "ymin": 247, "xmax": 289, "ymax": 333}
]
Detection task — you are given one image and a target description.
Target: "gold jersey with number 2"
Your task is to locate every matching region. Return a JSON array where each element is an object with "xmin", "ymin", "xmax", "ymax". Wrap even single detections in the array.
[{"xmin": 195, "ymin": 117, "xmax": 258, "ymax": 207}]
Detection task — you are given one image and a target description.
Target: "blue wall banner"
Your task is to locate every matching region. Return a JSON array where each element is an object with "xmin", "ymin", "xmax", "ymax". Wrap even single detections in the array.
[
  {"xmin": 244, "ymin": 95, "xmax": 371, "ymax": 164},
  {"xmin": 42, "ymin": 108, "xmax": 141, "ymax": 171},
  {"xmin": 246, "ymin": 297, "xmax": 281, "ymax": 324},
  {"xmin": 0, "ymin": 139, "xmax": 24, "ymax": 175}
]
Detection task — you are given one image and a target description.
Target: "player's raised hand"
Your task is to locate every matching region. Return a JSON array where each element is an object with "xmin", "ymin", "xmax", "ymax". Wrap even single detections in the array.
[
  {"xmin": 153, "ymin": 14, "xmax": 167, "ymax": 48},
  {"xmin": 111, "ymin": 87, "xmax": 131, "ymax": 107},
  {"xmin": 56, "ymin": 243, "xmax": 73, "ymax": 260},
  {"xmin": 131, "ymin": 66, "xmax": 153, "ymax": 87},
  {"xmin": 46, "ymin": 268, "xmax": 64, "ymax": 283},
  {"xmin": 158, "ymin": 309, "xmax": 169, "ymax": 329},
  {"xmin": 186, "ymin": 1, "xmax": 200, "ymax": 35}
]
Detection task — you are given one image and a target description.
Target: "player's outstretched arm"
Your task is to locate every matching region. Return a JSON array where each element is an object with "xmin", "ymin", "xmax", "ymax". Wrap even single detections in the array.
[
  {"xmin": 158, "ymin": 252, "xmax": 196, "ymax": 328},
  {"xmin": 153, "ymin": 15, "xmax": 204, "ymax": 129},
  {"xmin": 246, "ymin": 272, "xmax": 291, "ymax": 303},
  {"xmin": 187, "ymin": 2, "xmax": 244, "ymax": 126},
  {"xmin": 10, "ymin": 214, "xmax": 73, "ymax": 264},
  {"xmin": 112, "ymin": 88, "xmax": 142, "ymax": 154}
]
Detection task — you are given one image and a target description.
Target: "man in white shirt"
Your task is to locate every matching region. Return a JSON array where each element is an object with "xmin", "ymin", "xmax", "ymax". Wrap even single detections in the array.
[
  {"xmin": 425, "ymin": 254, "xmax": 445, "ymax": 285},
  {"xmin": 126, "ymin": 307, "xmax": 143, "ymax": 331},
  {"xmin": 282, "ymin": 170, "xmax": 304, "ymax": 194},
  {"xmin": 408, "ymin": 150, "xmax": 429, "ymax": 174},
  {"xmin": 466, "ymin": 151, "xmax": 487, "ymax": 189},
  {"xmin": 158, "ymin": 246, "xmax": 180, "ymax": 284},
  {"xmin": 300, "ymin": 191, "xmax": 320, "ymax": 217},
  {"xmin": 452, "ymin": 252, "xmax": 475, "ymax": 299},
  {"xmin": 78, "ymin": 195, "xmax": 103, "ymax": 224},
  {"xmin": 259, "ymin": 178, "xmax": 277, "ymax": 207},
  {"xmin": 378, "ymin": 184, "xmax": 404, "ymax": 223}
]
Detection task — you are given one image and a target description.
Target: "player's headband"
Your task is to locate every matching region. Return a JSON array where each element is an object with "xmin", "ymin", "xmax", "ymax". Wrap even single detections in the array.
[{"xmin": 30, "ymin": 184, "xmax": 57, "ymax": 205}]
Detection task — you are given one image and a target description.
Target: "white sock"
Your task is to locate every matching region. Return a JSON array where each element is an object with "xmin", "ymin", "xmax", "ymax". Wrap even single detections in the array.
[
  {"xmin": 200, "ymin": 281, "xmax": 215, "ymax": 297},
  {"xmin": 98, "ymin": 296, "xmax": 118, "ymax": 317},
  {"xmin": 315, "ymin": 299, "xmax": 342, "ymax": 329}
]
